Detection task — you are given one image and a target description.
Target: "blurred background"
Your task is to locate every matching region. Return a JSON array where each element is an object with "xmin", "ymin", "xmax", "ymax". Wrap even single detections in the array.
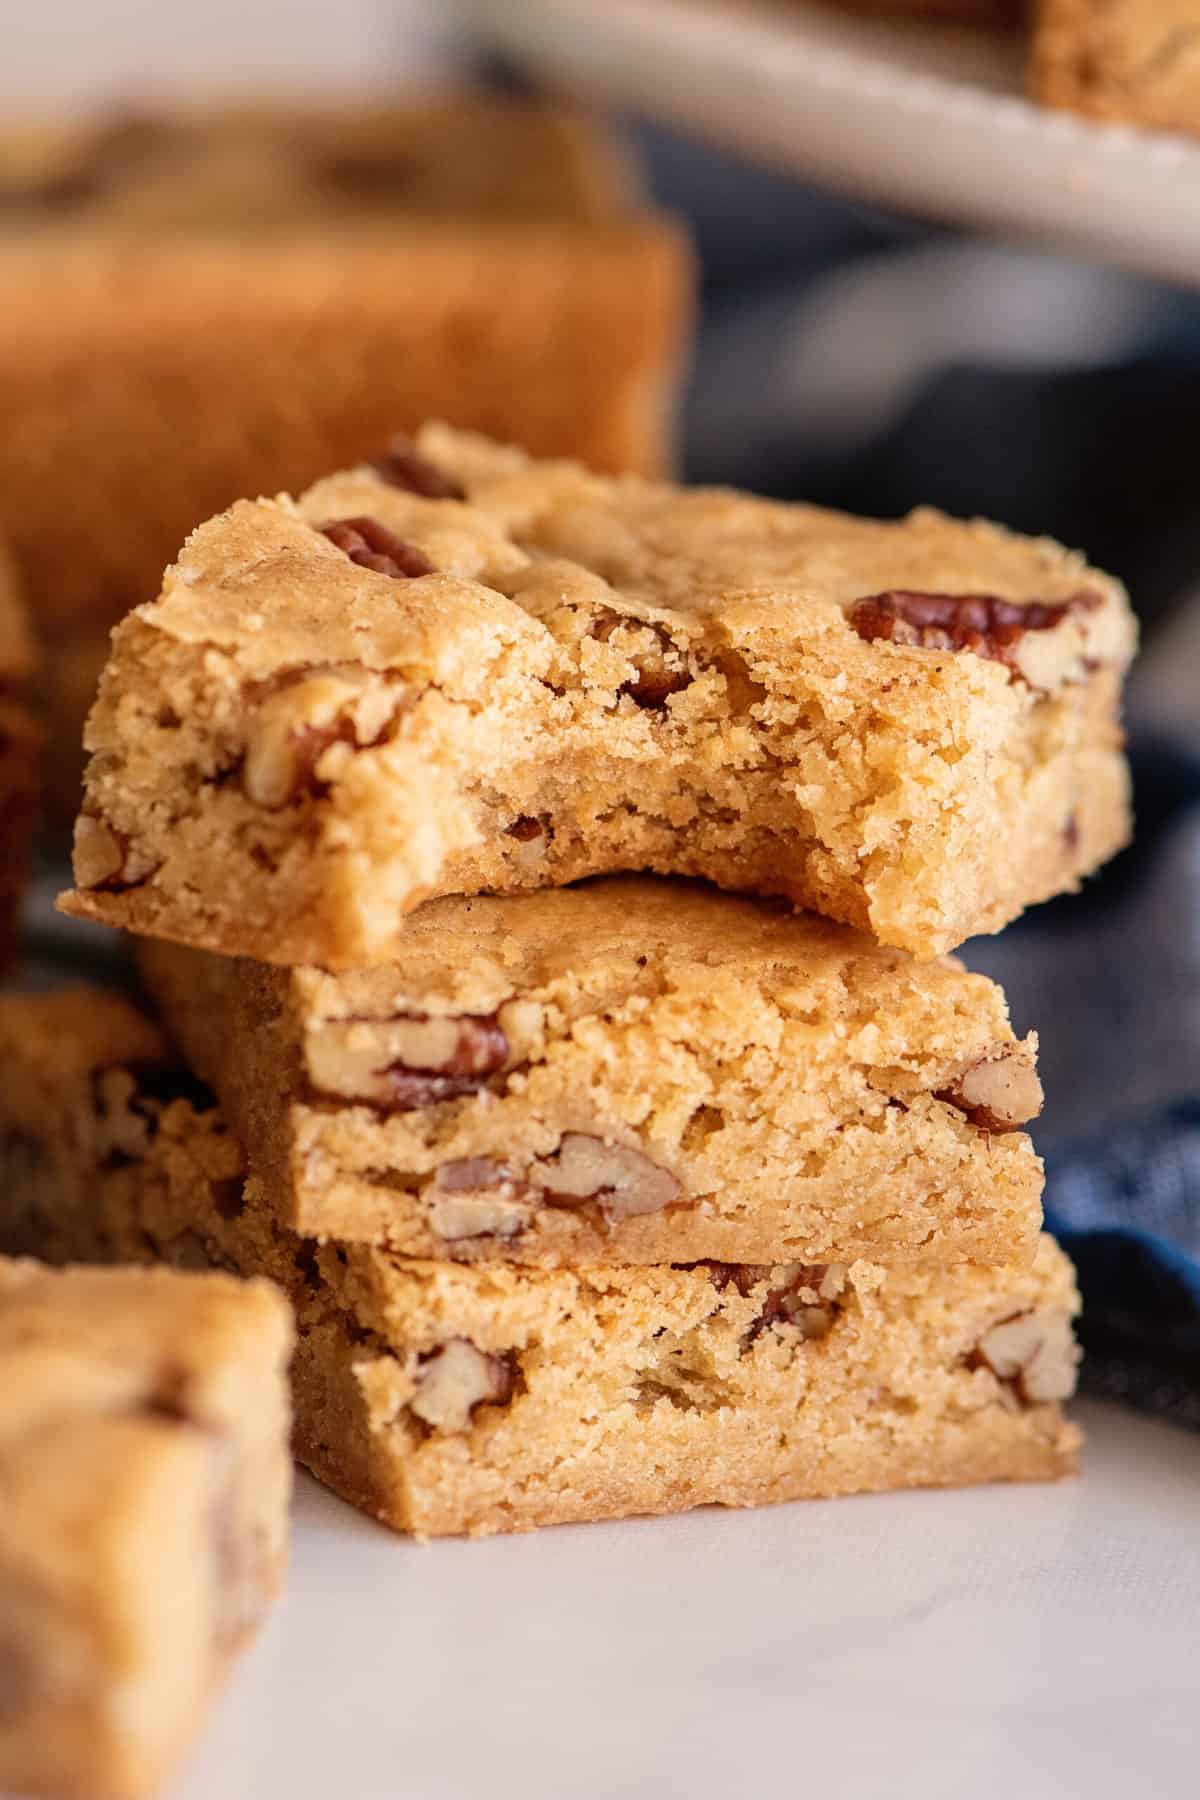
[{"xmin": 4, "ymin": 0, "xmax": 1198, "ymax": 1416}]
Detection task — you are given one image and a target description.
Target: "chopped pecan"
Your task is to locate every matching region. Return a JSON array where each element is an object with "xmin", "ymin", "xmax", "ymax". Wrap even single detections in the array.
[
  {"xmin": 320, "ymin": 515, "xmax": 434, "ymax": 578},
  {"xmin": 306, "ymin": 1011, "xmax": 508, "ymax": 1112},
  {"xmin": 409, "ymin": 1339, "xmax": 516, "ymax": 1433},
  {"xmin": 593, "ymin": 610, "xmax": 691, "ymax": 709},
  {"xmin": 73, "ymin": 815, "xmax": 159, "ymax": 892},
  {"xmin": 531, "ymin": 1133, "xmax": 680, "ymax": 1222},
  {"xmin": 704, "ymin": 1261, "xmax": 844, "ymax": 1342},
  {"xmin": 623, "ymin": 667, "xmax": 692, "ymax": 708},
  {"xmin": 243, "ymin": 666, "xmax": 406, "ymax": 809},
  {"xmin": 969, "ymin": 1309, "xmax": 1079, "ymax": 1405},
  {"xmin": 73, "ymin": 815, "xmax": 127, "ymax": 889},
  {"xmin": 371, "ymin": 435, "xmax": 466, "ymax": 501},
  {"xmin": 504, "ymin": 813, "xmax": 553, "ymax": 871},
  {"xmin": 938, "ymin": 1043, "xmax": 1043, "ymax": 1133},
  {"xmin": 505, "ymin": 814, "xmax": 546, "ymax": 843},
  {"xmin": 430, "ymin": 1158, "xmax": 533, "ymax": 1242},
  {"xmin": 849, "ymin": 588, "xmax": 1101, "ymax": 686},
  {"xmin": 89, "ymin": 1066, "xmax": 156, "ymax": 1166}
]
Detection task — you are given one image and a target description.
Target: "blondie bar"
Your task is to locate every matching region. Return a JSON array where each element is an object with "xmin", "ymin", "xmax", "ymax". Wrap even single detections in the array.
[
  {"xmin": 0, "ymin": 990, "xmax": 1080, "ymax": 1540},
  {"xmin": 0, "ymin": 539, "xmax": 40, "ymax": 966},
  {"xmin": 0, "ymin": 1257, "xmax": 292, "ymax": 1800},
  {"xmin": 136, "ymin": 878, "xmax": 1045, "ymax": 1266},
  {"xmin": 0, "ymin": 96, "xmax": 687, "ymax": 817},
  {"xmin": 63, "ymin": 425, "xmax": 1134, "ymax": 961},
  {"xmin": 1032, "ymin": 2, "xmax": 1200, "ymax": 135}
]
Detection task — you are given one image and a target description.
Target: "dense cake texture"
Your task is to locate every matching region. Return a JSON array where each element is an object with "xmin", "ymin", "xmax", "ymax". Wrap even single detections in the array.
[
  {"xmin": 0, "ymin": 96, "xmax": 687, "ymax": 817},
  {"xmin": 0, "ymin": 1257, "xmax": 292, "ymax": 1800},
  {"xmin": 1032, "ymin": 1, "xmax": 1200, "ymax": 134},
  {"xmin": 0, "ymin": 540, "xmax": 40, "ymax": 965},
  {"xmin": 136, "ymin": 879, "xmax": 1046, "ymax": 1266},
  {"xmin": 63, "ymin": 424, "xmax": 1134, "ymax": 961},
  {"xmin": 0, "ymin": 990, "xmax": 1079, "ymax": 1541}
]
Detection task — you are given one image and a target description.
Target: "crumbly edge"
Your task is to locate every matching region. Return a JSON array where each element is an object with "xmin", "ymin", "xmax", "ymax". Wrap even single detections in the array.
[{"xmin": 136, "ymin": 923, "xmax": 1045, "ymax": 1267}]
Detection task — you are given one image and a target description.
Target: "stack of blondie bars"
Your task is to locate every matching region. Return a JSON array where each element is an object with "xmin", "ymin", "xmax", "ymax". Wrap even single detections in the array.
[{"xmin": 3, "ymin": 422, "xmax": 1135, "ymax": 1538}]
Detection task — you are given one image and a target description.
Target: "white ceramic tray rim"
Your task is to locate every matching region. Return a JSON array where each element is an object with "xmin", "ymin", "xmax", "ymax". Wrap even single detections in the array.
[{"xmin": 459, "ymin": 0, "xmax": 1200, "ymax": 287}]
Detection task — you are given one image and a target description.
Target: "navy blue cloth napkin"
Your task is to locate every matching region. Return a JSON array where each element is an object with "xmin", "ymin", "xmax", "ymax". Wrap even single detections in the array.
[{"xmin": 968, "ymin": 739, "xmax": 1200, "ymax": 1427}]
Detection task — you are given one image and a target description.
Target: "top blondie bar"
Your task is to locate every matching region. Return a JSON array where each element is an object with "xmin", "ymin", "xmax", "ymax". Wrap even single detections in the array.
[{"xmin": 63, "ymin": 426, "xmax": 1135, "ymax": 963}]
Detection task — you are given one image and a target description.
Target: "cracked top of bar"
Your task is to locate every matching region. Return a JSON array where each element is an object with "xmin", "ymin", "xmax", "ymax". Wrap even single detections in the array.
[
  {"xmin": 133, "ymin": 878, "xmax": 1047, "ymax": 1267},
  {"xmin": 62, "ymin": 424, "xmax": 1136, "ymax": 961}
]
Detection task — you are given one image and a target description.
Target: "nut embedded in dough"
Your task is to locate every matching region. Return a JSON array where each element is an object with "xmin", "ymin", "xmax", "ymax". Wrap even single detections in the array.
[
  {"xmin": 531, "ymin": 1132, "xmax": 681, "ymax": 1220},
  {"xmin": 409, "ymin": 1338, "xmax": 516, "ymax": 1433},
  {"xmin": 939, "ymin": 1042, "xmax": 1044, "ymax": 1133},
  {"xmin": 972, "ymin": 1309, "xmax": 1080, "ymax": 1404}
]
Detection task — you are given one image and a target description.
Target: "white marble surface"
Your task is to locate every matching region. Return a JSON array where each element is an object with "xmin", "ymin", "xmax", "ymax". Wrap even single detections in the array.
[{"xmin": 170, "ymin": 1400, "xmax": 1199, "ymax": 1800}]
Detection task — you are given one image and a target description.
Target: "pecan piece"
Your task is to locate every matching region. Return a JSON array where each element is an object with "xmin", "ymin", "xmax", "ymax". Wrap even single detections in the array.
[
  {"xmin": 73, "ymin": 815, "xmax": 127, "ymax": 889},
  {"xmin": 505, "ymin": 814, "xmax": 546, "ymax": 843},
  {"xmin": 504, "ymin": 813, "xmax": 554, "ymax": 871},
  {"xmin": 623, "ymin": 667, "xmax": 692, "ymax": 709},
  {"xmin": 704, "ymin": 1261, "xmax": 844, "ymax": 1342},
  {"xmin": 938, "ymin": 1043, "xmax": 1043, "ymax": 1133},
  {"xmin": 320, "ymin": 515, "xmax": 434, "ymax": 578},
  {"xmin": 430, "ymin": 1158, "xmax": 533, "ymax": 1242},
  {"xmin": 969, "ymin": 1309, "xmax": 1079, "ymax": 1405},
  {"xmin": 371, "ymin": 435, "xmax": 466, "ymax": 501},
  {"xmin": 306, "ymin": 1012, "xmax": 508, "ymax": 1112},
  {"xmin": 409, "ymin": 1339, "xmax": 516, "ymax": 1434},
  {"xmin": 531, "ymin": 1134, "xmax": 680, "ymax": 1222},
  {"xmin": 243, "ymin": 667, "xmax": 406, "ymax": 809},
  {"xmin": 593, "ymin": 610, "xmax": 691, "ymax": 709},
  {"xmin": 849, "ymin": 588, "xmax": 1101, "ymax": 687},
  {"xmin": 72, "ymin": 815, "xmax": 160, "ymax": 892}
]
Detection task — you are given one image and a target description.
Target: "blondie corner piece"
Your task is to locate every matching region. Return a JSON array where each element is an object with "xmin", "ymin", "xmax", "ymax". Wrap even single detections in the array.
[
  {"xmin": 0, "ymin": 990, "xmax": 1080, "ymax": 1541},
  {"xmin": 61, "ymin": 425, "xmax": 1135, "ymax": 963},
  {"xmin": 136, "ymin": 879, "xmax": 1046, "ymax": 1267},
  {"xmin": 1032, "ymin": 1, "xmax": 1200, "ymax": 136},
  {"xmin": 0, "ymin": 1257, "xmax": 292, "ymax": 1800}
]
